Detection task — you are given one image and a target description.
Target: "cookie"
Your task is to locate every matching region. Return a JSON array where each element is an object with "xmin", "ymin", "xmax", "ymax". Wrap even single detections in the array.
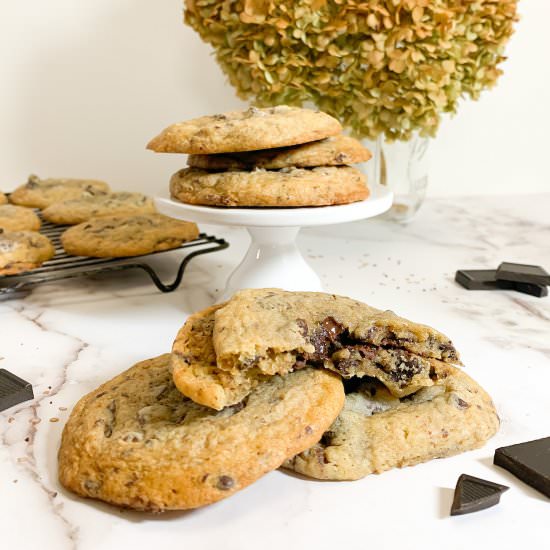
[
  {"xmin": 42, "ymin": 192, "xmax": 156, "ymax": 225},
  {"xmin": 0, "ymin": 205, "xmax": 41, "ymax": 232},
  {"xmin": 9, "ymin": 174, "xmax": 110, "ymax": 209},
  {"xmin": 187, "ymin": 135, "xmax": 372, "ymax": 170},
  {"xmin": 0, "ymin": 230, "xmax": 55, "ymax": 275},
  {"xmin": 147, "ymin": 105, "xmax": 342, "ymax": 154},
  {"xmin": 58, "ymin": 354, "xmax": 344, "ymax": 511},
  {"xmin": 283, "ymin": 364, "xmax": 499, "ymax": 480},
  {"xmin": 0, "ymin": 192, "xmax": 7, "ymax": 205},
  {"xmin": 61, "ymin": 214, "xmax": 199, "ymax": 258},
  {"xmin": 170, "ymin": 166, "xmax": 368, "ymax": 207},
  {"xmin": 172, "ymin": 304, "xmax": 273, "ymax": 410},
  {"xmin": 171, "ymin": 292, "xmax": 457, "ymax": 410}
]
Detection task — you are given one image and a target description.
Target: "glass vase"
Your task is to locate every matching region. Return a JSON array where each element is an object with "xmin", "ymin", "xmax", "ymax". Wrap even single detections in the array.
[{"xmin": 360, "ymin": 133, "xmax": 430, "ymax": 223}]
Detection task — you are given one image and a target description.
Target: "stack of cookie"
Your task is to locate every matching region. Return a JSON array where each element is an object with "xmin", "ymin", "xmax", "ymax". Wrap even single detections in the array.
[
  {"xmin": 0, "ymin": 175, "xmax": 199, "ymax": 271},
  {"xmin": 58, "ymin": 289, "xmax": 499, "ymax": 511},
  {"xmin": 147, "ymin": 106, "xmax": 372, "ymax": 207}
]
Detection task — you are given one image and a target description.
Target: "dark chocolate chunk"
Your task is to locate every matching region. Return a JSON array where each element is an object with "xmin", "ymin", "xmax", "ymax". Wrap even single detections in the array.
[
  {"xmin": 496, "ymin": 262, "xmax": 550, "ymax": 286},
  {"xmin": 0, "ymin": 369, "xmax": 34, "ymax": 412},
  {"xmin": 216, "ymin": 475, "xmax": 235, "ymax": 491},
  {"xmin": 513, "ymin": 281, "xmax": 548, "ymax": 298},
  {"xmin": 450, "ymin": 474, "xmax": 509, "ymax": 516},
  {"xmin": 494, "ymin": 437, "xmax": 550, "ymax": 498},
  {"xmin": 455, "ymin": 269, "xmax": 514, "ymax": 291}
]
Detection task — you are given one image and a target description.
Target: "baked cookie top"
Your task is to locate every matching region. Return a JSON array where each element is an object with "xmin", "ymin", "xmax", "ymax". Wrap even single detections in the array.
[
  {"xmin": 187, "ymin": 135, "xmax": 372, "ymax": 170},
  {"xmin": 42, "ymin": 192, "xmax": 156, "ymax": 225},
  {"xmin": 147, "ymin": 106, "xmax": 342, "ymax": 154},
  {"xmin": 58, "ymin": 354, "xmax": 344, "ymax": 511},
  {"xmin": 0, "ymin": 191, "xmax": 7, "ymax": 205},
  {"xmin": 170, "ymin": 166, "xmax": 368, "ymax": 207},
  {"xmin": 0, "ymin": 205, "xmax": 41, "ymax": 232},
  {"xmin": 0, "ymin": 229, "xmax": 55, "ymax": 275},
  {"xmin": 214, "ymin": 289, "xmax": 460, "ymax": 372},
  {"xmin": 284, "ymin": 364, "xmax": 499, "ymax": 480},
  {"xmin": 61, "ymin": 214, "xmax": 199, "ymax": 258},
  {"xmin": 9, "ymin": 174, "xmax": 110, "ymax": 209}
]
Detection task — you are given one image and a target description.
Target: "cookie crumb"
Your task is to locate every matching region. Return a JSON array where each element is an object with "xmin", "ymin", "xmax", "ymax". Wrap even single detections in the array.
[{"xmin": 49, "ymin": 417, "xmax": 59, "ymax": 423}]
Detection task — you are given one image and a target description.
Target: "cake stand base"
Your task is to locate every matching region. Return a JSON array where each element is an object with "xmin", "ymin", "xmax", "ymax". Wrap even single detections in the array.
[{"xmin": 156, "ymin": 185, "xmax": 392, "ymax": 301}]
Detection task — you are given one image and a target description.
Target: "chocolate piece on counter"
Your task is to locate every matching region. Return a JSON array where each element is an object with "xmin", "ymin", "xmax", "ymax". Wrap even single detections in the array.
[
  {"xmin": 450, "ymin": 474, "xmax": 509, "ymax": 516},
  {"xmin": 496, "ymin": 262, "xmax": 550, "ymax": 286},
  {"xmin": 513, "ymin": 281, "xmax": 548, "ymax": 298},
  {"xmin": 494, "ymin": 437, "xmax": 550, "ymax": 498},
  {"xmin": 455, "ymin": 270, "xmax": 514, "ymax": 291},
  {"xmin": 0, "ymin": 369, "xmax": 34, "ymax": 412}
]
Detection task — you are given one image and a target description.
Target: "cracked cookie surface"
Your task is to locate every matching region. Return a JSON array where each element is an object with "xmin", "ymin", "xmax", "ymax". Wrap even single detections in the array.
[
  {"xmin": 42, "ymin": 192, "xmax": 156, "ymax": 225},
  {"xmin": 9, "ymin": 175, "xmax": 110, "ymax": 209},
  {"xmin": 147, "ymin": 105, "xmax": 342, "ymax": 154},
  {"xmin": 170, "ymin": 166, "xmax": 368, "ymax": 207},
  {"xmin": 61, "ymin": 213, "xmax": 199, "ymax": 257},
  {"xmin": 187, "ymin": 135, "xmax": 371, "ymax": 170},
  {"xmin": 58, "ymin": 354, "xmax": 344, "ymax": 511},
  {"xmin": 283, "ymin": 364, "xmax": 499, "ymax": 480},
  {"xmin": 0, "ymin": 230, "xmax": 54, "ymax": 274}
]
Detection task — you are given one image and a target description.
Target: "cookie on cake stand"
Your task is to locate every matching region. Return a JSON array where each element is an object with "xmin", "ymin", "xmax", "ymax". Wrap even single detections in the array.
[{"xmin": 155, "ymin": 184, "xmax": 392, "ymax": 301}]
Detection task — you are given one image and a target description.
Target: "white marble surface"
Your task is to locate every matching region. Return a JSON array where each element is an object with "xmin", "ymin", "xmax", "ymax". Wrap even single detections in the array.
[{"xmin": 1, "ymin": 194, "xmax": 549, "ymax": 550}]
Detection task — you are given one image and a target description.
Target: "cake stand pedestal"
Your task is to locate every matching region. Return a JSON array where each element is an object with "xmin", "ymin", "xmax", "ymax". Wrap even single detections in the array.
[{"xmin": 156, "ymin": 185, "xmax": 392, "ymax": 301}]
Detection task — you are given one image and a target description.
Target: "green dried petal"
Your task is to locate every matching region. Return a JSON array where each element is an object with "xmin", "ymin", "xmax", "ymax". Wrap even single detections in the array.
[{"xmin": 184, "ymin": 0, "xmax": 518, "ymax": 140}]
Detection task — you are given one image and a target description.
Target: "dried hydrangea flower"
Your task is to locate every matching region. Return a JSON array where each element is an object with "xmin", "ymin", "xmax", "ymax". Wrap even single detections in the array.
[{"xmin": 184, "ymin": 0, "xmax": 518, "ymax": 141}]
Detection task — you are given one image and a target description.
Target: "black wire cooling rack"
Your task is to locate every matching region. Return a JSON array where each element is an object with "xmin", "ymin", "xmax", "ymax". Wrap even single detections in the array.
[{"xmin": 0, "ymin": 219, "xmax": 229, "ymax": 300}]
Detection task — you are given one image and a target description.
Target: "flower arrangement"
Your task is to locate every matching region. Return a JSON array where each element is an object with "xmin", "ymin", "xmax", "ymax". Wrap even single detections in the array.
[{"xmin": 184, "ymin": 0, "xmax": 518, "ymax": 141}]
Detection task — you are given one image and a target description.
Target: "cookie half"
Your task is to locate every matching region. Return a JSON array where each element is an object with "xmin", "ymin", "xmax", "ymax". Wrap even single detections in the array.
[
  {"xmin": 0, "ymin": 230, "xmax": 55, "ymax": 275},
  {"xmin": 147, "ymin": 105, "xmax": 342, "ymax": 154},
  {"xmin": 58, "ymin": 354, "xmax": 344, "ymax": 511},
  {"xmin": 0, "ymin": 191, "xmax": 7, "ymax": 205},
  {"xmin": 170, "ymin": 166, "xmax": 368, "ymax": 207},
  {"xmin": 283, "ymin": 364, "xmax": 499, "ymax": 480},
  {"xmin": 9, "ymin": 175, "xmax": 110, "ymax": 209},
  {"xmin": 42, "ymin": 192, "xmax": 156, "ymax": 225},
  {"xmin": 180, "ymin": 289, "xmax": 461, "ymax": 408},
  {"xmin": 0, "ymin": 205, "xmax": 41, "ymax": 232},
  {"xmin": 187, "ymin": 135, "xmax": 372, "ymax": 170},
  {"xmin": 61, "ymin": 214, "xmax": 199, "ymax": 258}
]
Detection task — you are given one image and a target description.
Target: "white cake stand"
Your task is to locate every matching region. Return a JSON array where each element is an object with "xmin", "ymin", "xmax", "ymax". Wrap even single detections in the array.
[{"xmin": 155, "ymin": 185, "xmax": 392, "ymax": 301}]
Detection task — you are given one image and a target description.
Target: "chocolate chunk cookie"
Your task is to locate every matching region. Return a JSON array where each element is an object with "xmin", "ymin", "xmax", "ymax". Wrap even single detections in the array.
[
  {"xmin": 0, "ymin": 205, "xmax": 41, "ymax": 232},
  {"xmin": 284, "ymin": 364, "xmax": 499, "ymax": 480},
  {"xmin": 0, "ymin": 230, "xmax": 55, "ymax": 275},
  {"xmin": 9, "ymin": 174, "xmax": 110, "ymax": 209},
  {"xmin": 147, "ymin": 105, "xmax": 342, "ymax": 154},
  {"xmin": 171, "ymin": 291, "xmax": 459, "ymax": 410},
  {"xmin": 187, "ymin": 135, "xmax": 372, "ymax": 170},
  {"xmin": 58, "ymin": 354, "xmax": 344, "ymax": 511},
  {"xmin": 42, "ymin": 192, "xmax": 156, "ymax": 225},
  {"xmin": 61, "ymin": 214, "xmax": 199, "ymax": 257},
  {"xmin": 169, "ymin": 166, "xmax": 368, "ymax": 207}
]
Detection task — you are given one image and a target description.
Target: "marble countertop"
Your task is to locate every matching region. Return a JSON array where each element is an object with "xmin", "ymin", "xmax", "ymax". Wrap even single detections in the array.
[{"xmin": 1, "ymin": 194, "xmax": 549, "ymax": 550}]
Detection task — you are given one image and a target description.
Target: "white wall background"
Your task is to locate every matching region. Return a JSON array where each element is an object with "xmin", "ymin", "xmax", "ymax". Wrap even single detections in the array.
[{"xmin": 0, "ymin": 0, "xmax": 548, "ymax": 197}]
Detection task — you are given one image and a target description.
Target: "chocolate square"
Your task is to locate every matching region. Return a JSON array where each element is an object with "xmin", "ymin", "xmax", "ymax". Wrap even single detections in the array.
[
  {"xmin": 455, "ymin": 269, "xmax": 514, "ymax": 291},
  {"xmin": 494, "ymin": 437, "xmax": 550, "ymax": 498},
  {"xmin": 496, "ymin": 262, "xmax": 550, "ymax": 286},
  {"xmin": 0, "ymin": 369, "xmax": 34, "ymax": 412}
]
